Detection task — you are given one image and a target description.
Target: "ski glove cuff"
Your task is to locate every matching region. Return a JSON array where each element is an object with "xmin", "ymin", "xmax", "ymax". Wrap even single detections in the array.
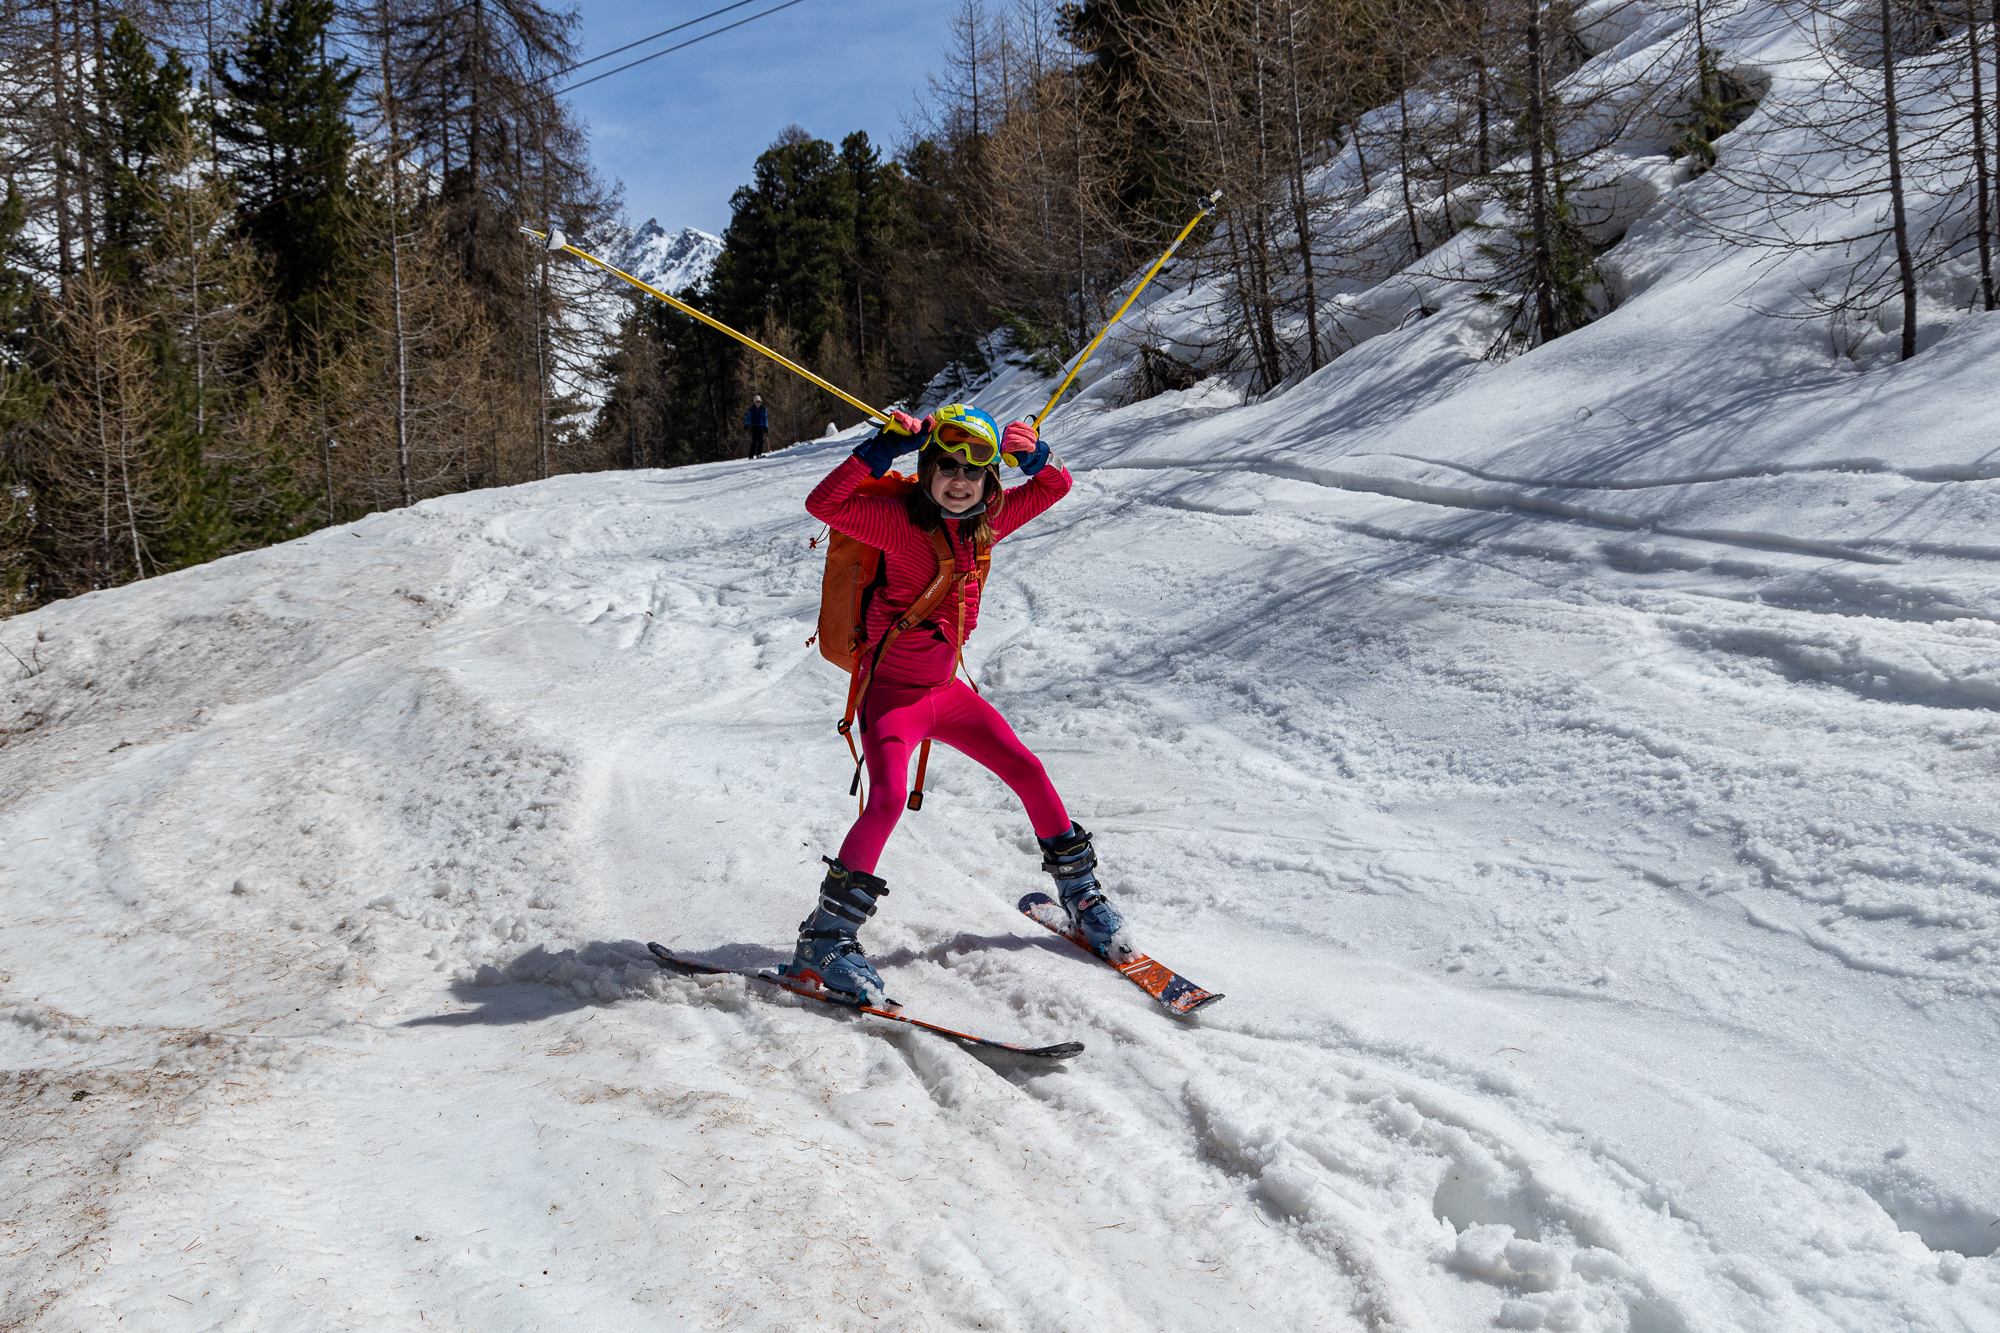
[
  {"xmin": 1003, "ymin": 420, "xmax": 1050, "ymax": 477},
  {"xmin": 851, "ymin": 429, "xmax": 911, "ymax": 479}
]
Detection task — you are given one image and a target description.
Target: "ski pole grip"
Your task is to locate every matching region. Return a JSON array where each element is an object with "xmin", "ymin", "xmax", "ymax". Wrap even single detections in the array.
[
  {"xmin": 543, "ymin": 228, "xmax": 567, "ymax": 252},
  {"xmin": 517, "ymin": 223, "xmax": 568, "ymax": 253}
]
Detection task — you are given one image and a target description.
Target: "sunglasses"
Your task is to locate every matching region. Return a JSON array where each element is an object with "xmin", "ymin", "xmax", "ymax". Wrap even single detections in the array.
[
  {"xmin": 931, "ymin": 456, "xmax": 989, "ymax": 479},
  {"xmin": 933, "ymin": 421, "xmax": 1001, "ymax": 466}
]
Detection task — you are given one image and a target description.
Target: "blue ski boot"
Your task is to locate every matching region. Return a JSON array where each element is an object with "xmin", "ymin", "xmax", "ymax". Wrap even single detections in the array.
[
  {"xmin": 1039, "ymin": 823, "xmax": 1135, "ymax": 962},
  {"xmin": 778, "ymin": 857, "xmax": 894, "ymax": 1007}
]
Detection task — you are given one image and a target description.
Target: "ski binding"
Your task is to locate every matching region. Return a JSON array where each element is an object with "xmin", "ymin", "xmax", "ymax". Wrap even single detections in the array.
[{"xmin": 1017, "ymin": 893, "xmax": 1223, "ymax": 1016}]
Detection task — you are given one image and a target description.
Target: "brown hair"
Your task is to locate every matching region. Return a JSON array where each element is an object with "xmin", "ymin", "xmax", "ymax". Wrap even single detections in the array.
[{"xmin": 902, "ymin": 446, "xmax": 1003, "ymax": 546}]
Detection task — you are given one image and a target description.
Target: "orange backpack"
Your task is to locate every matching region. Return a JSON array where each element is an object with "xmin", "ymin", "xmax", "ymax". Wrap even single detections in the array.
[{"xmin": 811, "ymin": 473, "xmax": 992, "ymax": 812}]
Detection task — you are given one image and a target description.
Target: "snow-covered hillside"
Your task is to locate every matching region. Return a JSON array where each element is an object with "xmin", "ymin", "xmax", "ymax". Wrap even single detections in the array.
[
  {"xmin": 610, "ymin": 218, "xmax": 722, "ymax": 295},
  {"xmin": 547, "ymin": 220, "xmax": 721, "ymax": 429},
  {"xmin": 6, "ymin": 1, "xmax": 2000, "ymax": 1329}
]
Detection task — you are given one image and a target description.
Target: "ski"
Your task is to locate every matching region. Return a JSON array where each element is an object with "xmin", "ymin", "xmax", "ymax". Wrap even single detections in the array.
[
  {"xmin": 645, "ymin": 942, "xmax": 1085, "ymax": 1060},
  {"xmin": 1017, "ymin": 893, "xmax": 1224, "ymax": 1016}
]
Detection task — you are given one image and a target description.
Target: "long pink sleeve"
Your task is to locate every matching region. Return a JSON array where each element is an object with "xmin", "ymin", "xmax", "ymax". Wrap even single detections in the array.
[
  {"xmin": 806, "ymin": 454, "xmax": 918, "ymax": 549},
  {"xmin": 992, "ymin": 463, "xmax": 1072, "ymax": 538},
  {"xmin": 805, "ymin": 452, "xmax": 1073, "ymax": 548}
]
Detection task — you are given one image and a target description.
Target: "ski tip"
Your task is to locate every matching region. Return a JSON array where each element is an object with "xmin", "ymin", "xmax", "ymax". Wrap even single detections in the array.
[
  {"xmin": 1173, "ymin": 992, "xmax": 1225, "ymax": 1016},
  {"xmin": 646, "ymin": 941, "xmax": 672, "ymax": 965},
  {"xmin": 1017, "ymin": 892, "xmax": 1057, "ymax": 912},
  {"xmin": 1024, "ymin": 1041, "xmax": 1086, "ymax": 1059}
]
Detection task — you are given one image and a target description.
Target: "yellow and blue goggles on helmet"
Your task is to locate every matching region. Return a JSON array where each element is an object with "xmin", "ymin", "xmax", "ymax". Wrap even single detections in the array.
[{"xmin": 926, "ymin": 403, "xmax": 1003, "ymax": 467}]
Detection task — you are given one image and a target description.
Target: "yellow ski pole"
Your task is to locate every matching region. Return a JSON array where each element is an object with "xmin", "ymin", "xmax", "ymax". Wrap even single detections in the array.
[
  {"xmin": 1033, "ymin": 189, "xmax": 1222, "ymax": 426},
  {"xmin": 520, "ymin": 224, "xmax": 893, "ymax": 429}
]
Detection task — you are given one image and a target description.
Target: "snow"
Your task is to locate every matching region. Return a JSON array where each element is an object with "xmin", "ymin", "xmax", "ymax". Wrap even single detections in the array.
[
  {"xmin": 545, "ymin": 220, "xmax": 721, "ymax": 431},
  {"xmin": 609, "ymin": 218, "xmax": 723, "ymax": 296},
  {"xmin": 7, "ymin": 2, "xmax": 2000, "ymax": 1329}
]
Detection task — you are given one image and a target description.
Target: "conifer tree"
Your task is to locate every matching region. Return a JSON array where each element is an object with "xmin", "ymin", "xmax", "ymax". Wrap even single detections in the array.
[
  {"xmin": 1061, "ymin": 0, "xmax": 1188, "ymax": 230},
  {"xmin": 0, "ymin": 180, "xmax": 41, "ymax": 610},
  {"xmin": 632, "ymin": 296, "xmax": 739, "ymax": 466},
  {"xmin": 382, "ymin": 0, "xmax": 611, "ymax": 488},
  {"xmin": 596, "ymin": 298, "xmax": 677, "ymax": 470},
  {"xmin": 711, "ymin": 127, "xmax": 861, "ymax": 363},
  {"xmin": 88, "ymin": 17, "xmax": 192, "ymax": 287},
  {"xmin": 316, "ymin": 179, "xmax": 503, "ymax": 510},
  {"xmin": 142, "ymin": 126, "xmax": 306, "ymax": 568},
  {"xmin": 213, "ymin": 0, "xmax": 360, "ymax": 343},
  {"xmin": 840, "ymin": 130, "xmax": 903, "ymax": 379},
  {"xmin": 30, "ymin": 272, "xmax": 166, "ymax": 593},
  {"xmin": 0, "ymin": 180, "xmax": 40, "ymax": 433}
]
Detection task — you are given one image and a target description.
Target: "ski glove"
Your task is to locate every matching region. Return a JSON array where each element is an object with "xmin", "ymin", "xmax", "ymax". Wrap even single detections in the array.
[
  {"xmin": 851, "ymin": 410, "xmax": 930, "ymax": 478},
  {"xmin": 1003, "ymin": 420, "xmax": 1050, "ymax": 477}
]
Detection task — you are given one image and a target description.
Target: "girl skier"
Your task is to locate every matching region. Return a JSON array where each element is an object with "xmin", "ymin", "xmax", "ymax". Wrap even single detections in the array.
[{"xmin": 783, "ymin": 404, "xmax": 1130, "ymax": 1007}]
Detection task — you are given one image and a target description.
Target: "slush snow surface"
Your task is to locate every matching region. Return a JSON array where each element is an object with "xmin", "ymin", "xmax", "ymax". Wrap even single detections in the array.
[{"xmin": 8, "ymin": 15, "xmax": 2000, "ymax": 1333}]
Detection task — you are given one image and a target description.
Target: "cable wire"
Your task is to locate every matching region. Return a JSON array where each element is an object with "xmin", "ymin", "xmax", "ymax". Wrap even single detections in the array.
[
  {"xmin": 555, "ymin": 0, "xmax": 810, "ymax": 95},
  {"xmin": 534, "ymin": 0, "xmax": 761, "ymax": 86}
]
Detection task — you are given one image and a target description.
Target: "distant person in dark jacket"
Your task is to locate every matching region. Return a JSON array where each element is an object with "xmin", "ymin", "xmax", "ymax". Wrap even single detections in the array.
[{"xmin": 745, "ymin": 396, "xmax": 769, "ymax": 456}]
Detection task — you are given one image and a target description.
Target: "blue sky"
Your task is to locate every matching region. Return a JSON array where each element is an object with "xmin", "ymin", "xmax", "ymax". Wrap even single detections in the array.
[{"xmin": 563, "ymin": 0, "xmax": 956, "ymax": 236}]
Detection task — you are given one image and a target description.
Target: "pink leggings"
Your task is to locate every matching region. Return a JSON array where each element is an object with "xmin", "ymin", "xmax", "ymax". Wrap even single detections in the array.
[{"xmin": 836, "ymin": 678, "xmax": 1072, "ymax": 874}]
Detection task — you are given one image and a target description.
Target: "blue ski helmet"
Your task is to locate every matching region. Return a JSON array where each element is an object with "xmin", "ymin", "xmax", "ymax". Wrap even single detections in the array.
[{"xmin": 927, "ymin": 403, "xmax": 1003, "ymax": 465}]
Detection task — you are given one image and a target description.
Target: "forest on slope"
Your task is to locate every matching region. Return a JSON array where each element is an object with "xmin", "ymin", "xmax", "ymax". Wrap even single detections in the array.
[{"xmin": 4, "ymin": 0, "xmax": 1995, "ymax": 612}]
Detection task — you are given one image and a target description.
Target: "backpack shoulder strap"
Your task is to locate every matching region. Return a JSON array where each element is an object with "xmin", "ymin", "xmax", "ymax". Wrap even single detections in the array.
[
  {"xmin": 840, "ymin": 528, "xmax": 956, "ymax": 725},
  {"xmin": 894, "ymin": 528, "xmax": 962, "ymax": 632}
]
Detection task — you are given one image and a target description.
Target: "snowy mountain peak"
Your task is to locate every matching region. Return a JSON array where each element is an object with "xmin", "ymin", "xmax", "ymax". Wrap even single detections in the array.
[{"xmin": 614, "ymin": 220, "xmax": 722, "ymax": 296}]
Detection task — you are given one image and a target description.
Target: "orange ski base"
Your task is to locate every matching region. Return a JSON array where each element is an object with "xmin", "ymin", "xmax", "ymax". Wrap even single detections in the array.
[{"xmin": 1017, "ymin": 893, "xmax": 1224, "ymax": 1016}]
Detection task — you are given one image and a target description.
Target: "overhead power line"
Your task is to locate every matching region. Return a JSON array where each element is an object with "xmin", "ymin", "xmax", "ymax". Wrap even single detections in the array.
[
  {"xmin": 208, "ymin": 0, "xmax": 814, "ymax": 215},
  {"xmin": 536, "ymin": 0, "xmax": 762, "ymax": 86},
  {"xmin": 555, "ymin": 0, "xmax": 810, "ymax": 95}
]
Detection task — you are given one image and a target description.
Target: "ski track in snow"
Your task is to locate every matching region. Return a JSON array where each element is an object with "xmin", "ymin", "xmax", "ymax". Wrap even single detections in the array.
[
  {"xmin": 2, "ymin": 422, "xmax": 1997, "ymax": 1330},
  {"xmin": 12, "ymin": 0, "xmax": 2000, "ymax": 1317}
]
